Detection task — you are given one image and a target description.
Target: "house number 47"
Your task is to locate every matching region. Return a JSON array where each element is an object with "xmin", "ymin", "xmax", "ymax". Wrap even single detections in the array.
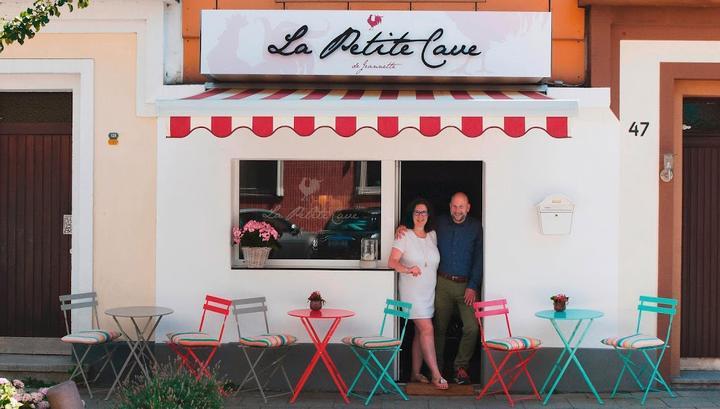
[{"xmin": 628, "ymin": 121, "xmax": 650, "ymax": 136}]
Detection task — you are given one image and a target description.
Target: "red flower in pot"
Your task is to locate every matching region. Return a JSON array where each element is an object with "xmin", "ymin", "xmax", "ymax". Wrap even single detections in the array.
[
  {"xmin": 550, "ymin": 293, "xmax": 569, "ymax": 312},
  {"xmin": 308, "ymin": 291, "xmax": 326, "ymax": 311}
]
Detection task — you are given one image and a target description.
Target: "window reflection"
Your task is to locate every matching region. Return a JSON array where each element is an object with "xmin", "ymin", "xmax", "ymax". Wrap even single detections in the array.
[{"xmin": 237, "ymin": 160, "xmax": 381, "ymax": 260}]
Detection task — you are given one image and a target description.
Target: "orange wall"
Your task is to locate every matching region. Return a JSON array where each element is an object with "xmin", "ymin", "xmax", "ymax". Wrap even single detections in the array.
[{"xmin": 183, "ymin": 0, "xmax": 585, "ymax": 85}]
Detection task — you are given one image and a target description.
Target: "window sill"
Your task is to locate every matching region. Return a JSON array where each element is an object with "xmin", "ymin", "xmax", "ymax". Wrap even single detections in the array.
[{"xmin": 232, "ymin": 262, "xmax": 392, "ymax": 271}]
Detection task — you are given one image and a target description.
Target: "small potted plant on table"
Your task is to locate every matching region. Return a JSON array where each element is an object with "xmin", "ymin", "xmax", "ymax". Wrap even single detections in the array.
[
  {"xmin": 551, "ymin": 293, "xmax": 569, "ymax": 312},
  {"xmin": 308, "ymin": 291, "xmax": 325, "ymax": 311}
]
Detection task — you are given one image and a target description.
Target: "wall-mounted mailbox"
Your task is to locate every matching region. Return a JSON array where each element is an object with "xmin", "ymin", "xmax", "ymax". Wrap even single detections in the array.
[{"xmin": 537, "ymin": 195, "xmax": 574, "ymax": 235}]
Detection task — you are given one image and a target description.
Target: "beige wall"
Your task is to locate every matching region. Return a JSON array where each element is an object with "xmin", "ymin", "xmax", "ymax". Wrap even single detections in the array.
[{"xmin": 2, "ymin": 33, "xmax": 157, "ymax": 327}]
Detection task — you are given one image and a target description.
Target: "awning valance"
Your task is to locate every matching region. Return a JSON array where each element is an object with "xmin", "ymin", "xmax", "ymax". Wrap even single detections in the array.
[{"xmin": 158, "ymin": 88, "xmax": 578, "ymax": 139}]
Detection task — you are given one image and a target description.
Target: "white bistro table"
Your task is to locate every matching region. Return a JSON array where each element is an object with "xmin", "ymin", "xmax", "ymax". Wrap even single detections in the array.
[{"xmin": 104, "ymin": 306, "xmax": 173, "ymax": 399}]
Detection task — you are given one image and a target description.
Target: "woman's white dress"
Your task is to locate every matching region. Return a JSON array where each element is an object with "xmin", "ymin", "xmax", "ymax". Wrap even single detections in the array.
[{"xmin": 393, "ymin": 230, "xmax": 440, "ymax": 319}]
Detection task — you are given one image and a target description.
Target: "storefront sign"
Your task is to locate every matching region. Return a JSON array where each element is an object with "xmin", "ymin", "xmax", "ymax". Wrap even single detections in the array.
[{"xmin": 201, "ymin": 10, "xmax": 551, "ymax": 81}]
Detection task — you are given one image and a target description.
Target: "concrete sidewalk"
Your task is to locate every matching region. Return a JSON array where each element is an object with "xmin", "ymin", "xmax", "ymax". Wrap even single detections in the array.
[{"xmin": 83, "ymin": 389, "xmax": 720, "ymax": 408}]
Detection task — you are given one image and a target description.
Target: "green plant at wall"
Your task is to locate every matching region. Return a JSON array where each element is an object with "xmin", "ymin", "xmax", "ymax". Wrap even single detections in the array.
[
  {"xmin": 0, "ymin": 0, "xmax": 90, "ymax": 52},
  {"xmin": 115, "ymin": 360, "xmax": 225, "ymax": 409}
]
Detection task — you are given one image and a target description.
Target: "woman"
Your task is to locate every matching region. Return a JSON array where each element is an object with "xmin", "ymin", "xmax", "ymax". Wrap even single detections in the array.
[{"xmin": 388, "ymin": 198, "xmax": 448, "ymax": 390}]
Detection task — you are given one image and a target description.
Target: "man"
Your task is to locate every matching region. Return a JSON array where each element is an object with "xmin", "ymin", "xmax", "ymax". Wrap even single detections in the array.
[
  {"xmin": 434, "ymin": 192, "xmax": 483, "ymax": 385},
  {"xmin": 397, "ymin": 192, "xmax": 483, "ymax": 384}
]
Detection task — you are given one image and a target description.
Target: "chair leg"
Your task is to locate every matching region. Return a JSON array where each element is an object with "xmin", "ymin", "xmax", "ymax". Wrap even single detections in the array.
[
  {"xmin": 69, "ymin": 344, "xmax": 94, "ymax": 398},
  {"xmin": 640, "ymin": 349, "xmax": 675, "ymax": 404},
  {"xmin": 236, "ymin": 347, "xmax": 295, "ymax": 402},
  {"xmin": 241, "ymin": 348, "xmax": 268, "ymax": 403},
  {"xmin": 612, "ymin": 348, "xmax": 646, "ymax": 397},
  {"xmin": 365, "ymin": 349, "xmax": 406, "ymax": 406},
  {"xmin": 477, "ymin": 350, "xmax": 515, "ymax": 405},
  {"xmin": 346, "ymin": 347, "xmax": 372, "ymax": 398},
  {"xmin": 505, "ymin": 350, "xmax": 541, "ymax": 401},
  {"xmin": 91, "ymin": 343, "xmax": 119, "ymax": 382}
]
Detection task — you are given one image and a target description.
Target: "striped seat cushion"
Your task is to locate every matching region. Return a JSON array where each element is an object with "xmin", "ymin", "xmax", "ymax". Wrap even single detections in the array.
[
  {"xmin": 239, "ymin": 334, "xmax": 297, "ymax": 348},
  {"xmin": 486, "ymin": 336, "xmax": 542, "ymax": 351},
  {"xmin": 167, "ymin": 331, "xmax": 220, "ymax": 347},
  {"xmin": 602, "ymin": 334, "xmax": 664, "ymax": 349},
  {"xmin": 341, "ymin": 336, "xmax": 402, "ymax": 349},
  {"xmin": 61, "ymin": 330, "xmax": 121, "ymax": 344}
]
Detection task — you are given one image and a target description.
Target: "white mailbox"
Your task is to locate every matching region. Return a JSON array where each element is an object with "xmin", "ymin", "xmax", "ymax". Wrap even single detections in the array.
[{"xmin": 537, "ymin": 195, "xmax": 575, "ymax": 235}]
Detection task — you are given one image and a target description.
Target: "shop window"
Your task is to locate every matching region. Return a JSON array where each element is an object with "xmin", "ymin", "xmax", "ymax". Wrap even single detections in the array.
[{"xmin": 234, "ymin": 160, "xmax": 381, "ymax": 265}]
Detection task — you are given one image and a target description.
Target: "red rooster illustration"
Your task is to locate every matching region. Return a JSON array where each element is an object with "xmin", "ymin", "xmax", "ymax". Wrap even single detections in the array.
[{"xmin": 367, "ymin": 14, "xmax": 383, "ymax": 29}]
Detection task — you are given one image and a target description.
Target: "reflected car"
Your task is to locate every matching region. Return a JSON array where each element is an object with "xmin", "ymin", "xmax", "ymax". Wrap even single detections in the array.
[
  {"xmin": 311, "ymin": 208, "xmax": 380, "ymax": 259},
  {"xmin": 238, "ymin": 209, "xmax": 316, "ymax": 259}
]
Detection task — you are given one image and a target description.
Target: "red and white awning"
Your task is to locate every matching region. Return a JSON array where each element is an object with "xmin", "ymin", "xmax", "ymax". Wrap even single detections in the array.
[{"xmin": 158, "ymin": 88, "xmax": 577, "ymax": 139}]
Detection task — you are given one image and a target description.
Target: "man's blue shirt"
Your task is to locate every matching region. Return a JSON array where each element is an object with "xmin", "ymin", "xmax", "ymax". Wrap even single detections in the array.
[{"xmin": 436, "ymin": 215, "xmax": 484, "ymax": 290}]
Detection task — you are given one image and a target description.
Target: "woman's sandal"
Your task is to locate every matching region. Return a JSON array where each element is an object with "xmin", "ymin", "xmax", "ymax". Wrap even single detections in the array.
[
  {"xmin": 432, "ymin": 377, "xmax": 449, "ymax": 390},
  {"xmin": 410, "ymin": 373, "xmax": 430, "ymax": 384}
]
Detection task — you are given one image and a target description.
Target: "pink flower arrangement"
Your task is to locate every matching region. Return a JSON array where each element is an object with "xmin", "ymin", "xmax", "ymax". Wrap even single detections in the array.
[
  {"xmin": 0, "ymin": 378, "xmax": 49, "ymax": 409},
  {"xmin": 232, "ymin": 220, "xmax": 280, "ymax": 249}
]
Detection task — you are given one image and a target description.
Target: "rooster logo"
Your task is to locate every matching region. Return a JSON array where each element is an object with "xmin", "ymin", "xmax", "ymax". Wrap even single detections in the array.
[
  {"xmin": 367, "ymin": 14, "xmax": 383, "ymax": 29},
  {"xmin": 299, "ymin": 177, "xmax": 322, "ymax": 201}
]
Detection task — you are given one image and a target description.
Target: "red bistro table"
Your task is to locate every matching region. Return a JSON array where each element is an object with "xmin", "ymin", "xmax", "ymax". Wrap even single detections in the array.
[{"xmin": 288, "ymin": 308, "xmax": 355, "ymax": 403}]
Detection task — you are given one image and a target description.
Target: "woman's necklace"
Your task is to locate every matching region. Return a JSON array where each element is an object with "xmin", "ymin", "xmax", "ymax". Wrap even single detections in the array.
[{"xmin": 414, "ymin": 229, "xmax": 428, "ymax": 267}]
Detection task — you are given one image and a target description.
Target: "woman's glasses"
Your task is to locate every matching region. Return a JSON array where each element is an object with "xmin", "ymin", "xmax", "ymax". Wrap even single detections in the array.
[{"xmin": 413, "ymin": 210, "xmax": 428, "ymax": 216}]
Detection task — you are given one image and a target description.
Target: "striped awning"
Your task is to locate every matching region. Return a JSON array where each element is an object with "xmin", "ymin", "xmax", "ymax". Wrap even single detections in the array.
[{"xmin": 158, "ymin": 88, "xmax": 578, "ymax": 139}]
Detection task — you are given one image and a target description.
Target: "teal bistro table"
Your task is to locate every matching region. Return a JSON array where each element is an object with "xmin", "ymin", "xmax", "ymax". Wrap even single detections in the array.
[{"xmin": 535, "ymin": 309, "xmax": 604, "ymax": 405}]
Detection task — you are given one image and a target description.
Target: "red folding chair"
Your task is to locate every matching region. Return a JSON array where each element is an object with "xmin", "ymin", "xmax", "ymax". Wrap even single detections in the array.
[
  {"xmin": 474, "ymin": 299, "xmax": 542, "ymax": 407},
  {"xmin": 167, "ymin": 295, "xmax": 232, "ymax": 380}
]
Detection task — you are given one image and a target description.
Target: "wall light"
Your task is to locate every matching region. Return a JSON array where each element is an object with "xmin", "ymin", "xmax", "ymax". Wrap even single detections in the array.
[{"xmin": 660, "ymin": 153, "xmax": 674, "ymax": 182}]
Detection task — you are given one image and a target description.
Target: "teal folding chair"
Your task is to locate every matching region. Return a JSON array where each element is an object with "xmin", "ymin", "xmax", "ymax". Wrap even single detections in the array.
[
  {"xmin": 601, "ymin": 295, "xmax": 677, "ymax": 405},
  {"xmin": 342, "ymin": 299, "xmax": 411, "ymax": 406}
]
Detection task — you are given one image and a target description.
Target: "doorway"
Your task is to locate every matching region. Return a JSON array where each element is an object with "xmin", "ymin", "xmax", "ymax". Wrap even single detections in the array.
[
  {"xmin": 398, "ymin": 160, "xmax": 483, "ymax": 381},
  {"xmin": 0, "ymin": 92, "xmax": 72, "ymax": 337},
  {"xmin": 680, "ymin": 98, "xmax": 720, "ymax": 370}
]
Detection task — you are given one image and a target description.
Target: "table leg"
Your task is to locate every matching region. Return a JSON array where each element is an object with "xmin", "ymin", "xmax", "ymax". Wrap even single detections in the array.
[
  {"xmin": 542, "ymin": 319, "xmax": 603, "ymax": 406},
  {"xmin": 539, "ymin": 319, "xmax": 582, "ymax": 395},
  {"xmin": 105, "ymin": 317, "xmax": 145, "ymax": 400},
  {"xmin": 304, "ymin": 318, "xmax": 349, "ymax": 393},
  {"xmin": 129, "ymin": 316, "xmax": 164, "ymax": 373},
  {"xmin": 290, "ymin": 317, "xmax": 349, "ymax": 404}
]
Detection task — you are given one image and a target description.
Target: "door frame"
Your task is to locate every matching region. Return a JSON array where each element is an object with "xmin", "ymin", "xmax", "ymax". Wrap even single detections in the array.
[
  {"xmin": 658, "ymin": 63, "xmax": 720, "ymax": 376},
  {"xmin": 0, "ymin": 60, "xmax": 95, "ymax": 332}
]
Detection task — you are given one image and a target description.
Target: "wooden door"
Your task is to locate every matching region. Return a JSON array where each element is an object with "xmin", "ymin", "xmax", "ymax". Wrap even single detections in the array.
[
  {"xmin": 681, "ymin": 98, "xmax": 720, "ymax": 359},
  {"xmin": 1, "ymin": 93, "xmax": 72, "ymax": 337}
]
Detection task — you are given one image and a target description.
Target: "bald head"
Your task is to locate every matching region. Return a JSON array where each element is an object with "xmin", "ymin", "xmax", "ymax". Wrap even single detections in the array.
[
  {"xmin": 451, "ymin": 192, "xmax": 470, "ymax": 205},
  {"xmin": 449, "ymin": 192, "xmax": 470, "ymax": 224}
]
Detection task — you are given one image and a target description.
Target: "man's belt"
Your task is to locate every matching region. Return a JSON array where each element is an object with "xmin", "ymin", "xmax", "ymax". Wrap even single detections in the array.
[{"xmin": 438, "ymin": 272, "xmax": 468, "ymax": 283}]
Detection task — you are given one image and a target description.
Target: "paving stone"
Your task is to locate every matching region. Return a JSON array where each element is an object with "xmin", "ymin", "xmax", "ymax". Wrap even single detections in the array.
[{"xmin": 81, "ymin": 389, "xmax": 720, "ymax": 408}]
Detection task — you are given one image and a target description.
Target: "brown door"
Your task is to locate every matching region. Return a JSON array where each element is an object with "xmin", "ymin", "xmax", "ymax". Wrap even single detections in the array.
[
  {"xmin": 0, "ymin": 92, "xmax": 72, "ymax": 337},
  {"xmin": 681, "ymin": 98, "xmax": 720, "ymax": 359}
]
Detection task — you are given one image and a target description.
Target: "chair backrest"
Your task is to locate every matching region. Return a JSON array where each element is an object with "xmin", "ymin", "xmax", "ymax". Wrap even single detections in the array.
[
  {"xmin": 231, "ymin": 296, "xmax": 269, "ymax": 339},
  {"xmin": 636, "ymin": 295, "xmax": 677, "ymax": 345},
  {"xmin": 59, "ymin": 292, "xmax": 100, "ymax": 335},
  {"xmin": 380, "ymin": 299, "xmax": 412, "ymax": 342},
  {"xmin": 199, "ymin": 295, "xmax": 233, "ymax": 342},
  {"xmin": 473, "ymin": 299, "xmax": 512, "ymax": 344}
]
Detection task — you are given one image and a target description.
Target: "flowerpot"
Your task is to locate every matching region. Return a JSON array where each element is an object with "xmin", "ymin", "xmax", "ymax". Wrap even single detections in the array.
[
  {"xmin": 553, "ymin": 301, "xmax": 567, "ymax": 312},
  {"xmin": 242, "ymin": 247, "xmax": 271, "ymax": 268},
  {"xmin": 309, "ymin": 300, "xmax": 323, "ymax": 311}
]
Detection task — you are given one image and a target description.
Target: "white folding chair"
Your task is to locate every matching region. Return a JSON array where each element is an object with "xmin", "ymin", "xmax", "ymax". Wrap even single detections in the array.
[
  {"xmin": 232, "ymin": 297, "xmax": 296, "ymax": 403},
  {"xmin": 59, "ymin": 292, "xmax": 120, "ymax": 398}
]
